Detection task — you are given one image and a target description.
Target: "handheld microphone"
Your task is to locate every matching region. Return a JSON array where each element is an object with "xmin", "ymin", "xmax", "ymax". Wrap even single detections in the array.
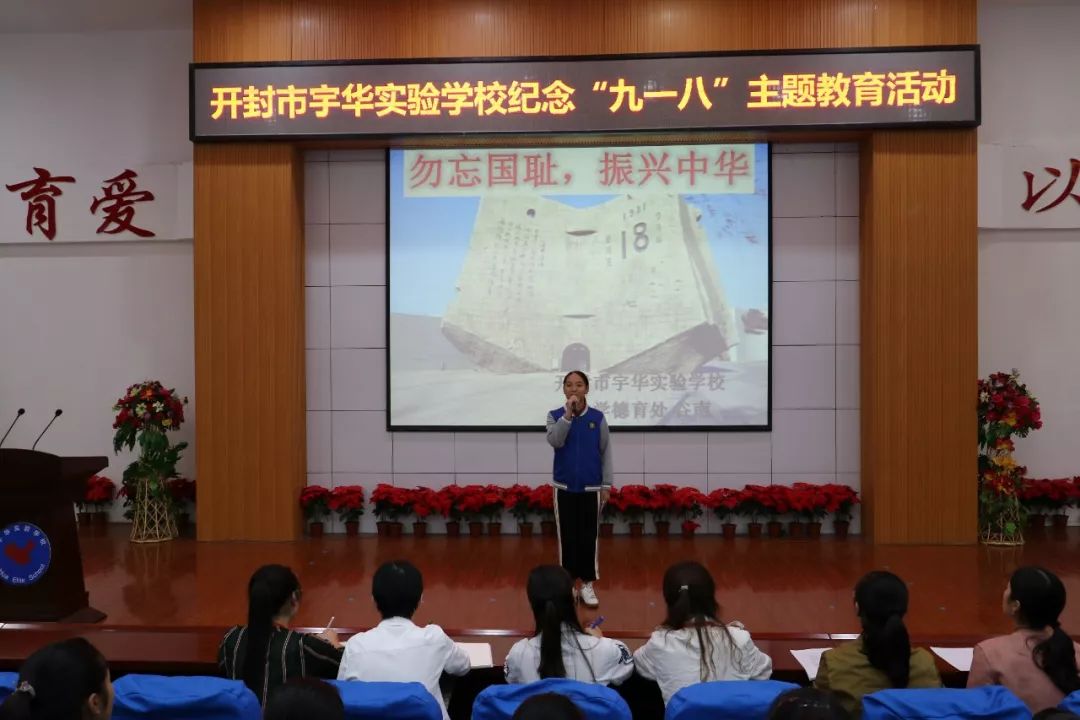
[
  {"xmin": 0, "ymin": 408, "xmax": 26, "ymax": 448},
  {"xmin": 31, "ymin": 409, "xmax": 62, "ymax": 451}
]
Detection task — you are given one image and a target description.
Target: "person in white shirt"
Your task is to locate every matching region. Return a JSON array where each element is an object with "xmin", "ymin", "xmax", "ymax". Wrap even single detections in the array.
[
  {"xmin": 504, "ymin": 565, "xmax": 634, "ymax": 686},
  {"xmin": 337, "ymin": 560, "xmax": 470, "ymax": 720},
  {"xmin": 634, "ymin": 561, "xmax": 773, "ymax": 704}
]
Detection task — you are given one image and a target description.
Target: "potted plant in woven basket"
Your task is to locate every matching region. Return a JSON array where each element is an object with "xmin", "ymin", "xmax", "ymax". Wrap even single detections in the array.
[
  {"xmin": 299, "ymin": 486, "xmax": 331, "ymax": 537},
  {"xmin": 329, "ymin": 485, "xmax": 365, "ymax": 536},
  {"xmin": 371, "ymin": 484, "xmax": 409, "ymax": 537},
  {"xmin": 708, "ymin": 488, "xmax": 741, "ymax": 539},
  {"xmin": 112, "ymin": 381, "xmax": 188, "ymax": 543},
  {"xmin": 504, "ymin": 484, "xmax": 535, "ymax": 537}
]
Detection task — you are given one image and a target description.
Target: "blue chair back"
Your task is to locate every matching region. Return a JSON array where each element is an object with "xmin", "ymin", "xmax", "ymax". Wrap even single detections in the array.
[
  {"xmin": 862, "ymin": 686, "xmax": 1030, "ymax": 720},
  {"xmin": 112, "ymin": 675, "xmax": 261, "ymax": 720},
  {"xmin": 1062, "ymin": 689, "xmax": 1080, "ymax": 714},
  {"xmin": 328, "ymin": 680, "xmax": 442, "ymax": 720},
  {"xmin": 666, "ymin": 680, "xmax": 800, "ymax": 720},
  {"xmin": 472, "ymin": 678, "xmax": 632, "ymax": 720},
  {"xmin": 0, "ymin": 672, "xmax": 18, "ymax": 703}
]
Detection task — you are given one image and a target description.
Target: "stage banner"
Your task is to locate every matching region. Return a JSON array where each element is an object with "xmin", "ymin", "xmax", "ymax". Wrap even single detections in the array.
[{"xmin": 191, "ymin": 46, "xmax": 979, "ymax": 140}]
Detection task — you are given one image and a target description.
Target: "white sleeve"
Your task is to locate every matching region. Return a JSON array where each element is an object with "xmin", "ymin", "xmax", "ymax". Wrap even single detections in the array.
[
  {"xmin": 597, "ymin": 639, "xmax": 635, "ymax": 686},
  {"xmin": 504, "ymin": 640, "xmax": 525, "ymax": 684},
  {"xmin": 734, "ymin": 630, "xmax": 773, "ymax": 680},
  {"xmin": 337, "ymin": 638, "xmax": 357, "ymax": 680},
  {"xmin": 632, "ymin": 636, "xmax": 660, "ymax": 681},
  {"xmin": 439, "ymin": 629, "xmax": 471, "ymax": 677}
]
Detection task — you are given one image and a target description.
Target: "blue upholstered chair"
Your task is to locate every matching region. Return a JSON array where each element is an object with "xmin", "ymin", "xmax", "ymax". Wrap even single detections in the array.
[
  {"xmin": 112, "ymin": 675, "xmax": 261, "ymax": 720},
  {"xmin": 0, "ymin": 672, "xmax": 18, "ymax": 703},
  {"xmin": 665, "ymin": 679, "xmax": 800, "ymax": 720},
  {"xmin": 862, "ymin": 686, "xmax": 1030, "ymax": 720},
  {"xmin": 472, "ymin": 678, "xmax": 632, "ymax": 720},
  {"xmin": 327, "ymin": 680, "xmax": 442, "ymax": 720}
]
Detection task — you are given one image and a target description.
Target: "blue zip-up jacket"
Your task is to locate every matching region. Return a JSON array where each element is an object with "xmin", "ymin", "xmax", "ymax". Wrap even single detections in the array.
[{"xmin": 546, "ymin": 405, "xmax": 613, "ymax": 492}]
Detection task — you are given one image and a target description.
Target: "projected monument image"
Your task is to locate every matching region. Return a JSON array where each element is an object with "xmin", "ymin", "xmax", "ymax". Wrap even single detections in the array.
[{"xmin": 388, "ymin": 144, "xmax": 770, "ymax": 429}]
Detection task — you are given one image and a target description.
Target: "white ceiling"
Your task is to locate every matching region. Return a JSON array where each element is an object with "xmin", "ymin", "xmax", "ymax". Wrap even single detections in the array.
[{"xmin": 0, "ymin": 0, "xmax": 191, "ymax": 34}]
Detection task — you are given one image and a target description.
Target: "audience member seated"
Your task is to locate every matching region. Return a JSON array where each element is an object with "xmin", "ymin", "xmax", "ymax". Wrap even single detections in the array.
[
  {"xmin": 0, "ymin": 638, "xmax": 113, "ymax": 720},
  {"xmin": 219, "ymin": 564, "xmax": 343, "ymax": 705},
  {"xmin": 512, "ymin": 693, "xmax": 585, "ymax": 720},
  {"xmin": 968, "ymin": 566, "xmax": 1080, "ymax": 713},
  {"xmin": 814, "ymin": 571, "xmax": 941, "ymax": 718},
  {"xmin": 633, "ymin": 561, "xmax": 772, "ymax": 703},
  {"xmin": 769, "ymin": 688, "xmax": 852, "ymax": 720},
  {"xmin": 336, "ymin": 560, "xmax": 469, "ymax": 720},
  {"xmin": 504, "ymin": 565, "xmax": 634, "ymax": 687},
  {"xmin": 1033, "ymin": 711, "xmax": 1080, "ymax": 720},
  {"xmin": 473, "ymin": 678, "xmax": 630, "ymax": 720},
  {"xmin": 264, "ymin": 679, "xmax": 343, "ymax": 720}
]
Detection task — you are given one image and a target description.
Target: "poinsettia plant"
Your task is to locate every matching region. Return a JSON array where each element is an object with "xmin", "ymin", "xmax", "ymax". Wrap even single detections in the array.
[
  {"xmin": 648, "ymin": 484, "xmax": 679, "ymax": 523},
  {"xmin": 672, "ymin": 487, "xmax": 707, "ymax": 521},
  {"xmin": 437, "ymin": 485, "xmax": 467, "ymax": 522},
  {"xmin": 758, "ymin": 484, "xmax": 791, "ymax": 520},
  {"xmin": 1019, "ymin": 478, "xmax": 1074, "ymax": 514},
  {"xmin": 788, "ymin": 483, "xmax": 830, "ymax": 521},
  {"xmin": 371, "ymin": 483, "xmax": 410, "ymax": 521},
  {"xmin": 408, "ymin": 487, "xmax": 440, "ymax": 522},
  {"xmin": 612, "ymin": 484, "xmax": 652, "ymax": 524},
  {"xmin": 530, "ymin": 485, "xmax": 555, "ymax": 521},
  {"xmin": 299, "ymin": 485, "xmax": 332, "ymax": 522},
  {"xmin": 737, "ymin": 486, "xmax": 770, "ymax": 523},
  {"xmin": 601, "ymin": 487, "xmax": 621, "ymax": 522},
  {"xmin": 503, "ymin": 484, "xmax": 535, "ymax": 524},
  {"xmin": 328, "ymin": 485, "xmax": 365, "ymax": 523},
  {"xmin": 458, "ymin": 484, "xmax": 505, "ymax": 522},
  {"xmin": 823, "ymin": 483, "xmax": 860, "ymax": 521},
  {"xmin": 707, "ymin": 488, "xmax": 741, "ymax": 523},
  {"xmin": 82, "ymin": 475, "xmax": 116, "ymax": 512}
]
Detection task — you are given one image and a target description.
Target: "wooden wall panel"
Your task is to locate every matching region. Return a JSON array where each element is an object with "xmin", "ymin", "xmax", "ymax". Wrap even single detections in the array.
[
  {"xmin": 860, "ymin": 130, "xmax": 978, "ymax": 544},
  {"xmin": 194, "ymin": 144, "xmax": 305, "ymax": 541}
]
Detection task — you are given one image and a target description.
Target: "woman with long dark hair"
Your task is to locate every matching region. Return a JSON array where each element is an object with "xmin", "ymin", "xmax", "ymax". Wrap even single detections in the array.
[
  {"xmin": 219, "ymin": 564, "xmax": 343, "ymax": 705},
  {"xmin": 968, "ymin": 566, "xmax": 1080, "ymax": 712},
  {"xmin": 634, "ymin": 561, "xmax": 772, "ymax": 703},
  {"xmin": 814, "ymin": 570, "xmax": 940, "ymax": 717},
  {"xmin": 0, "ymin": 638, "xmax": 112, "ymax": 720},
  {"xmin": 546, "ymin": 370, "xmax": 613, "ymax": 609},
  {"xmin": 504, "ymin": 565, "xmax": 633, "ymax": 685}
]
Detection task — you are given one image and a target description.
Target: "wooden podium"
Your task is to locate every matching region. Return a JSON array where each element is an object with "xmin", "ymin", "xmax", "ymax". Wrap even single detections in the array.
[{"xmin": 0, "ymin": 448, "xmax": 108, "ymax": 622}]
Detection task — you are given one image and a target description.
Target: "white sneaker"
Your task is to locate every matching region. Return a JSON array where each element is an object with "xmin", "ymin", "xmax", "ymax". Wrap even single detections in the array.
[{"xmin": 580, "ymin": 582, "xmax": 599, "ymax": 608}]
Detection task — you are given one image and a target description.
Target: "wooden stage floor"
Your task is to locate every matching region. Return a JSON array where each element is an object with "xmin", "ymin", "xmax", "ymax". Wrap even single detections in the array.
[{"xmin": 68, "ymin": 526, "xmax": 1080, "ymax": 637}]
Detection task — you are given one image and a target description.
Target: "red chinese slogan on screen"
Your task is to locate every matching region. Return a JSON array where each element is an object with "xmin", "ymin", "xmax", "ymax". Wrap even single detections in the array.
[{"xmin": 402, "ymin": 145, "xmax": 756, "ymax": 197}]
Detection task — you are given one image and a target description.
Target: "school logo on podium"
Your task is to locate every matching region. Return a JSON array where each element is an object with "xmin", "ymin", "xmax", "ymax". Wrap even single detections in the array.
[{"xmin": 0, "ymin": 523, "xmax": 52, "ymax": 586}]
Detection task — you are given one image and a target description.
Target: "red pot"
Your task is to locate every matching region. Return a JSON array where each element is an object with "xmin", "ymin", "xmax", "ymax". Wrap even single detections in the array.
[
  {"xmin": 308, "ymin": 521, "xmax": 324, "ymax": 538},
  {"xmin": 376, "ymin": 521, "xmax": 388, "ymax": 537},
  {"xmin": 519, "ymin": 522, "xmax": 534, "ymax": 537},
  {"xmin": 681, "ymin": 525, "xmax": 697, "ymax": 538},
  {"xmin": 387, "ymin": 521, "xmax": 403, "ymax": 537},
  {"xmin": 469, "ymin": 521, "xmax": 485, "ymax": 537},
  {"xmin": 345, "ymin": 521, "xmax": 360, "ymax": 536},
  {"xmin": 92, "ymin": 511, "xmax": 109, "ymax": 526},
  {"xmin": 446, "ymin": 521, "xmax": 461, "ymax": 537},
  {"xmin": 1052, "ymin": 514, "xmax": 1069, "ymax": 529},
  {"xmin": 747, "ymin": 522, "xmax": 763, "ymax": 538},
  {"xmin": 413, "ymin": 522, "xmax": 428, "ymax": 537},
  {"xmin": 598, "ymin": 523, "xmax": 614, "ymax": 538},
  {"xmin": 488, "ymin": 522, "xmax": 502, "ymax": 536},
  {"xmin": 834, "ymin": 520, "xmax": 850, "ymax": 539},
  {"xmin": 767, "ymin": 521, "xmax": 783, "ymax": 538},
  {"xmin": 655, "ymin": 521, "xmax": 670, "ymax": 538},
  {"xmin": 629, "ymin": 522, "xmax": 645, "ymax": 537},
  {"xmin": 807, "ymin": 522, "xmax": 822, "ymax": 539},
  {"xmin": 540, "ymin": 520, "xmax": 557, "ymax": 537},
  {"xmin": 788, "ymin": 521, "xmax": 805, "ymax": 538}
]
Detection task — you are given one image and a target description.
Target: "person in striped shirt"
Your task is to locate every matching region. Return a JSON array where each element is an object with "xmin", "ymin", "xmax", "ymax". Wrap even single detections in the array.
[{"xmin": 219, "ymin": 565, "xmax": 343, "ymax": 705}]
